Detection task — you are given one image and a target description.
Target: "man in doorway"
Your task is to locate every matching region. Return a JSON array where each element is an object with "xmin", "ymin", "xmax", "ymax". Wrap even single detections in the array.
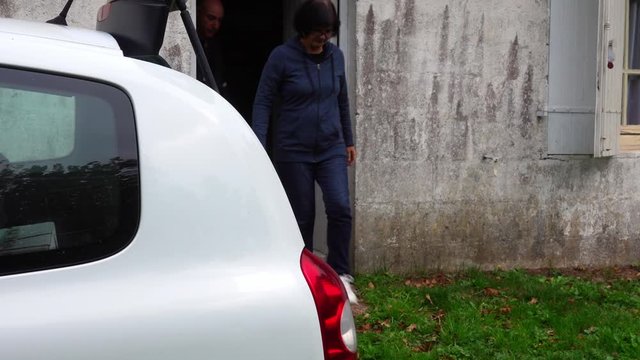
[{"xmin": 196, "ymin": 0, "xmax": 228, "ymax": 97}]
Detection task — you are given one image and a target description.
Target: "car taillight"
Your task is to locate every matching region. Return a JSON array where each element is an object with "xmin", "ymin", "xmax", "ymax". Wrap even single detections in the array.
[{"xmin": 301, "ymin": 249, "xmax": 358, "ymax": 360}]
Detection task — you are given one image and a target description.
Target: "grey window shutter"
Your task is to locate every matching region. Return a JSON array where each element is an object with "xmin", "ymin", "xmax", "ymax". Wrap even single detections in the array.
[{"xmin": 548, "ymin": 0, "xmax": 599, "ymax": 155}]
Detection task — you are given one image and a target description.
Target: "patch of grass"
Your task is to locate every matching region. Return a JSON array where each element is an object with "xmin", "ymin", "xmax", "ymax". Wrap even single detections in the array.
[{"xmin": 354, "ymin": 268, "xmax": 640, "ymax": 360}]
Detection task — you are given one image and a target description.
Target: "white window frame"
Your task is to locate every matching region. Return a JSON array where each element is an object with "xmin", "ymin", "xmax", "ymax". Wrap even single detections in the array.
[{"xmin": 620, "ymin": 0, "xmax": 640, "ymax": 151}]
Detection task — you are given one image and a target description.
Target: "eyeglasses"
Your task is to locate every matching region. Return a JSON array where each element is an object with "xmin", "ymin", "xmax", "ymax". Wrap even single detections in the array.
[{"xmin": 310, "ymin": 28, "xmax": 335, "ymax": 37}]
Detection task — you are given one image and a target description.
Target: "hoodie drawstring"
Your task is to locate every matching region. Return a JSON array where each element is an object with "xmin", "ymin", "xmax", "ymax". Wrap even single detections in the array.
[
  {"xmin": 330, "ymin": 55, "xmax": 335, "ymax": 93},
  {"xmin": 303, "ymin": 54, "xmax": 316, "ymax": 94}
]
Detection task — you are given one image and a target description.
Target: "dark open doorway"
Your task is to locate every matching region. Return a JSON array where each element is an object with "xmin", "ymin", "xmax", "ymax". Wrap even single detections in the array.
[
  {"xmin": 216, "ymin": 0, "xmax": 284, "ymax": 123},
  {"xmin": 207, "ymin": 0, "xmax": 349, "ymax": 261}
]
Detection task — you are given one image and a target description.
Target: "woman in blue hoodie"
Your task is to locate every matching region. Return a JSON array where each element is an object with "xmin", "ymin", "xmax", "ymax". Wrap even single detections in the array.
[{"xmin": 252, "ymin": 0, "xmax": 357, "ymax": 303}]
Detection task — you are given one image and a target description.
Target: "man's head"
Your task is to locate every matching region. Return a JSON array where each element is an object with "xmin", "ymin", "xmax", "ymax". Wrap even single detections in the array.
[{"xmin": 197, "ymin": 0, "xmax": 224, "ymax": 40}]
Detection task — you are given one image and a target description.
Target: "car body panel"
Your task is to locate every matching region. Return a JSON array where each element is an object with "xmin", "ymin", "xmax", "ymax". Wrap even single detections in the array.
[
  {"xmin": 0, "ymin": 18, "xmax": 121, "ymax": 53},
  {"xmin": 0, "ymin": 18, "xmax": 324, "ymax": 360}
]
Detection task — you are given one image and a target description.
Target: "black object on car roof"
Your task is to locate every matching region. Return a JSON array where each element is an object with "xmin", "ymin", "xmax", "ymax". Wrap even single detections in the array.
[{"xmin": 47, "ymin": 0, "xmax": 219, "ymax": 93}]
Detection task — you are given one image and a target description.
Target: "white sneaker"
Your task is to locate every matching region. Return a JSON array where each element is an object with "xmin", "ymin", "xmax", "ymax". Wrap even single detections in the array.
[{"xmin": 339, "ymin": 274, "xmax": 359, "ymax": 305}]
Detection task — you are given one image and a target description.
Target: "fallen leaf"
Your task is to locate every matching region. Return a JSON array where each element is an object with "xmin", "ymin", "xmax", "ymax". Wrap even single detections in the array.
[
  {"xmin": 406, "ymin": 323, "xmax": 417, "ymax": 332},
  {"xmin": 412, "ymin": 338, "xmax": 437, "ymax": 353},
  {"xmin": 425, "ymin": 294, "xmax": 433, "ymax": 304},
  {"xmin": 380, "ymin": 319, "xmax": 391, "ymax": 328},
  {"xmin": 500, "ymin": 306, "xmax": 512, "ymax": 314},
  {"xmin": 368, "ymin": 282, "xmax": 375, "ymax": 289},
  {"xmin": 529, "ymin": 297, "xmax": 538, "ymax": 304},
  {"xmin": 432, "ymin": 309, "xmax": 446, "ymax": 322},
  {"xmin": 484, "ymin": 287, "xmax": 501, "ymax": 297},
  {"xmin": 480, "ymin": 308, "xmax": 492, "ymax": 315},
  {"xmin": 403, "ymin": 275, "xmax": 452, "ymax": 288}
]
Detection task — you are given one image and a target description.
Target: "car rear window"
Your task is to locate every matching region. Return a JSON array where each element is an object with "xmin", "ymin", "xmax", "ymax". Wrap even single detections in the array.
[{"xmin": 0, "ymin": 67, "xmax": 140, "ymax": 275}]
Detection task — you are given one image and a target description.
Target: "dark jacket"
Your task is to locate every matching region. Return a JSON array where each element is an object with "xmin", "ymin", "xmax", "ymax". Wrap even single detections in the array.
[
  {"xmin": 252, "ymin": 37, "xmax": 354, "ymax": 162},
  {"xmin": 197, "ymin": 37, "xmax": 228, "ymax": 99}
]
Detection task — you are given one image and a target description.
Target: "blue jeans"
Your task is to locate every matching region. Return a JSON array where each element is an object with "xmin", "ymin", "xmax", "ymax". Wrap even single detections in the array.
[{"xmin": 275, "ymin": 156, "xmax": 352, "ymax": 275}]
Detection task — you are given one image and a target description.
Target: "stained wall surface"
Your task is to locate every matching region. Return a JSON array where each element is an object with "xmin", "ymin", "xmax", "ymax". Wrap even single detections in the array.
[{"xmin": 355, "ymin": 0, "xmax": 640, "ymax": 272}]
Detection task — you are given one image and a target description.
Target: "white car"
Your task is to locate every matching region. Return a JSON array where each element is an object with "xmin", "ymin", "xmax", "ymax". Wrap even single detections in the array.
[{"xmin": 0, "ymin": 13, "xmax": 357, "ymax": 360}]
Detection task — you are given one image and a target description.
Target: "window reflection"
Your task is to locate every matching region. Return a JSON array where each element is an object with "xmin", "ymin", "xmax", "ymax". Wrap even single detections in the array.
[
  {"xmin": 0, "ymin": 66, "xmax": 139, "ymax": 276},
  {"xmin": 0, "ymin": 157, "xmax": 138, "ymax": 255}
]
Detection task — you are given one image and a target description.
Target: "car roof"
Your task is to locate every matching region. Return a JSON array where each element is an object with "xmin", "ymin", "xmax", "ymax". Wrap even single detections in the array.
[{"xmin": 0, "ymin": 17, "xmax": 121, "ymax": 54}]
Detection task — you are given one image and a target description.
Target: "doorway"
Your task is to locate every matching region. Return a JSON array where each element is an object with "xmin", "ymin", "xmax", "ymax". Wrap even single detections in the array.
[
  {"xmin": 217, "ymin": 0, "xmax": 339, "ymax": 123},
  {"xmin": 215, "ymin": 0, "xmax": 352, "ymax": 260},
  {"xmin": 216, "ymin": 0, "xmax": 284, "ymax": 122}
]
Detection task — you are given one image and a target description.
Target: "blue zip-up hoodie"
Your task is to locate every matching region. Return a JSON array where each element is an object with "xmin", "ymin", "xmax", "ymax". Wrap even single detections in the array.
[{"xmin": 252, "ymin": 37, "xmax": 354, "ymax": 162}]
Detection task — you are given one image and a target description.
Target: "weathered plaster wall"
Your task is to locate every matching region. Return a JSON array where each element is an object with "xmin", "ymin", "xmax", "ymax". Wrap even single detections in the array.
[
  {"xmin": 355, "ymin": 0, "xmax": 640, "ymax": 272},
  {"xmin": 0, "ymin": 0, "xmax": 194, "ymax": 74}
]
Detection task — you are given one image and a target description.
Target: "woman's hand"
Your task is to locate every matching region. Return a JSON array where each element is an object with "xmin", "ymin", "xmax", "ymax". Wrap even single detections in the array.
[{"xmin": 346, "ymin": 146, "xmax": 356, "ymax": 166}]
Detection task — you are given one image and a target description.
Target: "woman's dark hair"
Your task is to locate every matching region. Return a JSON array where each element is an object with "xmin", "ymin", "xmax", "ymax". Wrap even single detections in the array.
[{"xmin": 294, "ymin": 0, "xmax": 340, "ymax": 37}]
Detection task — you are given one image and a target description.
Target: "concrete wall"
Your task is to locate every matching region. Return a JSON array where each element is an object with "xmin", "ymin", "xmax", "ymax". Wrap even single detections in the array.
[
  {"xmin": 355, "ymin": 0, "xmax": 640, "ymax": 273},
  {"xmin": 0, "ymin": 0, "xmax": 194, "ymax": 74}
]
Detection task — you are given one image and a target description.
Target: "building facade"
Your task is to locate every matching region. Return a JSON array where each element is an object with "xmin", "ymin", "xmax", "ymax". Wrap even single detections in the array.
[{"xmin": 355, "ymin": 0, "xmax": 640, "ymax": 272}]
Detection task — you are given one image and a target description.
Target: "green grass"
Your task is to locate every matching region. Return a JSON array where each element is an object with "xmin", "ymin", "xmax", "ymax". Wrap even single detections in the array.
[{"xmin": 354, "ymin": 268, "xmax": 640, "ymax": 360}]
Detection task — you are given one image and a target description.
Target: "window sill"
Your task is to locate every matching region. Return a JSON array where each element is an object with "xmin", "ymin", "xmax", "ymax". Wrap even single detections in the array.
[{"xmin": 620, "ymin": 125, "xmax": 640, "ymax": 152}]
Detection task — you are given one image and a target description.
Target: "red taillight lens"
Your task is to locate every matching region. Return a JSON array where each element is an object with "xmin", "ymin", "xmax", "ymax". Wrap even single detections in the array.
[{"xmin": 301, "ymin": 249, "xmax": 357, "ymax": 360}]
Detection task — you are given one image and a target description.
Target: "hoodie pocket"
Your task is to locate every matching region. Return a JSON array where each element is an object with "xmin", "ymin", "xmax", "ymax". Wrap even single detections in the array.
[
  {"xmin": 278, "ymin": 115, "xmax": 314, "ymax": 151},
  {"xmin": 319, "ymin": 112, "xmax": 342, "ymax": 146}
]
